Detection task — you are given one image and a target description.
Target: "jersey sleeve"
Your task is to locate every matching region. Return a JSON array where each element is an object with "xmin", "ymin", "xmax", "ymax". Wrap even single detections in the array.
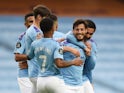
[
  {"xmin": 84, "ymin": 41, "xmax": 97, "ymax": 71},
  {"xmin": 87, "ymin": 41, "xmax": 97, "ymax": 70},
  {"xmin": 29, "ymin": 30, "xmax": 42, "ymax": 41},
  {"xmin": 92, "ymin": 41, "xmax": 97, "ymax": 56},
  {"xmin": 66, "ymin": 34, "xmax": 87, "ymax": 49},
  {"xmin": 14, "ymin": 38, "xmax": 25, "ymax": 54},
  {"xmin": 54, "ymin": 43, "xmax": 64, "ymax": 59}
]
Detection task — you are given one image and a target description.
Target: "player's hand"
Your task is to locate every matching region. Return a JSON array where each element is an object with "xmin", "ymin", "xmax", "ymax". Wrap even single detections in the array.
[
  {"xmin": 84, "ymin": 41, "xmax": 91, "ymax": 56},
  {"xmin": 18, "ymin": 61, "xmax": 28, "ymax": 69},
  {"xmin": 36, "ymin": 33, "xmax": 42, "ymax": 39},
  {"xmin": 85, "ymin": 47, "xmax": 91, "ymax": 56},
  {"xmin": 72, "ymin": 57, "xmax": 83, "ymax": 66}
]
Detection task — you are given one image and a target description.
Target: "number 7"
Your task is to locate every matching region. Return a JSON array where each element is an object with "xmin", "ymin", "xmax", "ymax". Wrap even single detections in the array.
[{"xmin": 39, "ymin": 55, "xmax": 47, "ymax": 72}]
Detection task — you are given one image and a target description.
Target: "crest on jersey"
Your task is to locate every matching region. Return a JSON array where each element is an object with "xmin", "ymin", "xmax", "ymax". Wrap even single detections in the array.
[
  {"xmin": 16, "ymin": 42, "xmax": 21, "ymax": 48},
  {"xmin": 59, "ymin": 48, "xmax": 63, "ymax": 54}
]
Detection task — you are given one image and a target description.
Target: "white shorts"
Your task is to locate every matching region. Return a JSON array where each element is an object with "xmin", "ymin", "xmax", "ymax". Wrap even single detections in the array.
[
  {"xmin": 83, "ymin": 80, "xmax": 94, "ymax": 93},
  {"xmin": 29, "ymin": 77, "xmax": 37, "ymax": 93},
  {"xmin": 37, "ymin": 76, "xmax": 66, "ymax": 93},
  {"xmin": 17, "ymin": 77, "xmax": 32, "ymax": 93},
  {"xmin": 64, "ymin": 84, "xmax": 84, "ymax": 93}
]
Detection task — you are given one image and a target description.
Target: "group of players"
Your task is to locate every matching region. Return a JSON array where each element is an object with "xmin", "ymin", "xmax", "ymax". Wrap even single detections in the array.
[{"xmin": 14, "ymin": 4, "xmax": 97, "ymax": 93}]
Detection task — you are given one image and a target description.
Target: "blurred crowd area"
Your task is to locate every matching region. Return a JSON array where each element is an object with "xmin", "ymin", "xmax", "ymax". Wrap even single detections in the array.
[{"xmin": 0, "ymin": 0, "xmax": 124, "ymax": 17}]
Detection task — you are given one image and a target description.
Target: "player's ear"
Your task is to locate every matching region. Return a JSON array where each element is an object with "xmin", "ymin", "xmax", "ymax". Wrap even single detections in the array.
[{"xmin": 37, "ymin": 14, "xmax": 42, "ymax": 21}]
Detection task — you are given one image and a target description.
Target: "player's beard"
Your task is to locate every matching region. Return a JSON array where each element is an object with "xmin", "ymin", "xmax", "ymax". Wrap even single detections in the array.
[
  {"xmin": 75, "ymin": 34, "xmax": 84, "ymax": 41},
  {"xmin": 86, "ymin": 36, "xmax": 91, "ymax": 40}
]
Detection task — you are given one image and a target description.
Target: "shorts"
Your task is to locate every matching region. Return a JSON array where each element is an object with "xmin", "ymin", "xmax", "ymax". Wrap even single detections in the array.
[
  {"xmin": 37, "ymin": 76, "xmax": 66, "ymax": 93},
  {"xmin": 18, "ymin": 77, "xmax": 32, "ymax": 93}
]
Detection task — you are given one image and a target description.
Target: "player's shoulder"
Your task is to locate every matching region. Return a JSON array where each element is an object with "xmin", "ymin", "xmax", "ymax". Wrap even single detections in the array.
[
  {"xmin": 26, "ymin": 25, "xmax": 39, "ymax": 32},
  {"xmin": 55, "ymin": 31, "xmax": 64, "ymax": 35},
  {"xmin": 26, "ymin": 25, "xmax": 42, "ymax": 36},
  {"xmin": 50, "ymin": 39, "xmax": 61, "ymax": 47},
  {"xmin": 51, "ymin": 38, "xmax": 59, "ymax": 44},
  {"xmin": 90, "ymin": 39, "xmax": 97, "ymax": 46},
  {"xmin": 33, "ymin": 26, "xmax": 41, "ymax": 33},
  {"xmin": 25, "ymin": 25, "xmax": 33, "ymax": 34},
  {"xmin": 32, "ymin": 39, "xmax": 41, "ymax": 45},
  {"xmin": 53, "ymin": 31, "xmax": 65, "ymax": 38},
  {"xmin": 66, "ymin": 30, "xmax": 72, "ymax": 36},
  {"xmin": 18, "ymin": 32, "xmax": 26, "ymax": 40}
]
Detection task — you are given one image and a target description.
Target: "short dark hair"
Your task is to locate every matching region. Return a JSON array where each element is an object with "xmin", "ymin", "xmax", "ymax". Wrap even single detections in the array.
[
  {"xmin": 73, "ymin": 19, "xmax": 87, "ymax": 29},
  {"xmin": 49, "ymin": 14, "xmax": 58, "ymax": 22},
  {"xmin": 84, "ymin": 19, "xmax": 96, "ymax": 31},
  {"xmin": 33, "ymin": 5, "xmax": 51, "ymax": 18},
  {"xmin": 40, "ymin": 18, "xmax": 54, "ymax": 33},
  {"xmin": 24, "ymin": 12, "xmax": 33, "ymax": 21}
]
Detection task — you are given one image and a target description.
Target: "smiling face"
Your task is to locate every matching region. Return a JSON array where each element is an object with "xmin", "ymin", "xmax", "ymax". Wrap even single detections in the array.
[
  {"xmin": 84, "ymin": 19, "xmax": 96, "ymax": 40},
  {"xmin": 85, "ymin": 28, "xmax": 95, "ymax": 40},
  {"xmin": 73, "ymin": 23, "xmax": 87, "ymax": 41}
]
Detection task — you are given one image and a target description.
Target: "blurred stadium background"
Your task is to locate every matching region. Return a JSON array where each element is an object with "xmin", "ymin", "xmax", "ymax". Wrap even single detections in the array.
[{"xmin": 0, "ymin": 0, "xmax": 124, "ymax": 93}]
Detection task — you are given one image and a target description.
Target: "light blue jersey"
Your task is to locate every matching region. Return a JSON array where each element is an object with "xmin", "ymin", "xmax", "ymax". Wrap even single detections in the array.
[
  {"xmin": 83, "ymin": 39, "xmax": 97, "ymax": 83},
  {"xmin": 60, "ymin": 41, "xmax": 86, "ymax": 86},
  {"xmin": 14, "ymin": 32, "xmax": 28, "ymax": 77},
  {"xmin": 66, "ymin": 34, "xmax": 87, "ymax": 49},
  {"xmin": 25, "ymin": 25, "xmax": 43, "ymax": 77},
  {"xmin": 53, "ymin": 31, "xmax": 66, "ymax": 46},
  {"xmin": 53, "ymin": 31, "xmax": 65, "ymax": 40},
  {"xmin": 66, "ymin": 34, "xmax": 97, "ymax": 83},
  {"xmin": 28, "ymin": 38, "xmax": 63, "ymax": 77},
  {"xmin": 65, "ymin": 30, "xmax": 72, "ymax": 37}
]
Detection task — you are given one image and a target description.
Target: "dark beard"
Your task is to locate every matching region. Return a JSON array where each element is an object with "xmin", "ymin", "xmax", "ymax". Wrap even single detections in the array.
[{"xmin": 77, "ymin": 38, "xmax": 83, "ymax": 41}]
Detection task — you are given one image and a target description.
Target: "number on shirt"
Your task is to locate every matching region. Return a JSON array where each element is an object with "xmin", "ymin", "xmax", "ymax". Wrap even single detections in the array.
[{"xmin": 39, "ymin": 55, "xmax": 47, "ymax": 72}]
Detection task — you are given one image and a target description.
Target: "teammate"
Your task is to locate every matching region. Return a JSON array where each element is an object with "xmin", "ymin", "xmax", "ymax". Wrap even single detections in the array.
[
  {"xmin": 15, "ymin": 18, "xmax": 83, "ymax": 93},
  {"xmin": 50, "ymin": 14, "xmax": 66, "ymax": 43},
  {"xmin": 14, "ymin": 12, "xmax": 34, "ymax": 93},
  {"xmin": 60, "ymin": 19, "xmax": 87, "ymax": 93},
  {"xmin": 66, "ymin": 19, "xmax": 97, "ymax": 93},
  {"xmin": 83, "ymin": 19, "xmax": 97, "ymax": 93},
  {"xmin": 25, "ymin": 5, "xmax": 51, "ymax": 93},
  {"xmin": 49, "ymin": 14, "xmax": 80, "ymax": 56}
]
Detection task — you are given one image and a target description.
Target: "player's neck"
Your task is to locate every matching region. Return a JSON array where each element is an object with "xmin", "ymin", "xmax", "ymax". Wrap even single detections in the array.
[
  {"xmin": 44, "ymin": 33, "xmax": 53, "ymax": 38},
  {"xmin": 34, "ymin": 20, "xmax": 40, "ymax": 29}
]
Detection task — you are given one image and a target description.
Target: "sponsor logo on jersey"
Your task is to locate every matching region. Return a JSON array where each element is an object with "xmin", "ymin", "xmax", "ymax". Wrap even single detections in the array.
[
  {"xmin": 16, "ymin": 42, "xmax": 21, "ymax": 48},
  {"xmin": 59, "ymin": 48, "xmax": 63, "ymax": 54}
]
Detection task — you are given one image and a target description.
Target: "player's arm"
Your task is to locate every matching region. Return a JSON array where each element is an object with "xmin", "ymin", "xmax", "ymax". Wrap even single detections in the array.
[
  {"xmin": 15, "ymin": 42, "xmax": 35, "ymax": 61},
  {"xmin": 67, "ymin": 34, "xmax": 87, "ymax": 49},
  {"xmin": 54, "ymin": 45, "xmax": 83, "ymax": 68},
  {"xmin": 55, "ymin": 57, "xmax": 83, "ymax": 68},
  {"xmin": 14, "ymin": 37, "xmax": 28, "ymax": 68},
  {"xmin": 14, "ymin": 53, "xmax": 28, "ymax": 69},
  {"xmin": 63, "ymin": 46, "xmax": 80, "ymax": 57},
  {"xmin": 15, "ymin": 53, "xmax": 28, "ymax": 61},
  {"xmin": 87, "ymin": 42, "xmax": 97, "ymax": 70},
  {"xmin": 56, "ymin": 38, "xmax": 65, "ymax": 43},
  {"xmin": 84, "ymin": 41, "xmax": 92, "ymax": 56},
  {"xmin": 67, "ymin": 34, "xmax": 91, "ymax": 56}
]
